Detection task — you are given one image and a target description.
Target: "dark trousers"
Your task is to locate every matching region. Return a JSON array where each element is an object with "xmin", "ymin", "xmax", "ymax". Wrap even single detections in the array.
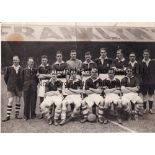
[{"xmin": 24, "ymin": 88, "xmax": 37, "ymax": 119}]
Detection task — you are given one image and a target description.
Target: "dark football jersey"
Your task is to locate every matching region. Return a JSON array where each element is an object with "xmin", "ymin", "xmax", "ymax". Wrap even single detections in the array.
[
  {"xmin": 38, "ymin": 64, "xmax": 51, "ymax": 80},
  {"xmin": 121, "ymin": 76, "xmax": 139, "ymax": 87},
  {"xmin": 95, "ymin": 57, "xmax": 113, "ymax": 74},
  {"xmin": 85, "ymin": 77, "xmax": 103, "ymax": 90},
  {"xmin": 38, "ymin": 64, "xmax": 51, "ymax": 74},
  {"xmin": 46, "ymin": 80, "xmax": 63, "ymax": 91},
  {"xmin": 65, "ymin": 79, "xmax": 83, "ymax": 90},
  {"xmin": 112, "ymin": 58, "xmax": 128, "ymax": 75},
  {"xmin": 128, "ymin": 61, "xmax": 139, "ymax": 74},
  {"xmin": 103, "ymin": 78, "xmax": 121, "ymax": 89},
  {"xmin": 52, "ymin": 61, "xmax": 68, "ymax": 78},
  {"xmin": 139, "ymin": 59, "xmax": 155, "ymax": 84},
  {"xmin": 81, "ymin": 60, "xmax": 97, "ymax": 76}
]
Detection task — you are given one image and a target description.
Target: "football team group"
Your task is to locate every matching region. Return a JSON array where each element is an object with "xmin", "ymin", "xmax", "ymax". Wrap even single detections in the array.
[{"xmin": 2, "ymin": 48, "xmax": 155, "ymax": 126}]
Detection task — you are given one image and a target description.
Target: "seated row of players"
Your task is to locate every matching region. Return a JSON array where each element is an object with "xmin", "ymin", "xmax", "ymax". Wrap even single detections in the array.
[
  {"xmin": 3, "ymin": 48, "xmax": 154, "ymax": 124},
  {"xmin": 40, "ymin": 67, "xmax": 143, "ymax": 126}
]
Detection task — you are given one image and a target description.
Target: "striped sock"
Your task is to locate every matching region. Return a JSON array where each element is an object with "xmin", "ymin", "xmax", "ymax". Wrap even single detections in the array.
[
  {"xmin": 82, "ymin": 106, "xmax": 88, "ymax": 118},
  {"xmin": 98, "ymin": 105, "xmax": 104, "ymax": 118},
  {"xmin": 6, "ymin": 105, "xmax": 12, "ymax": 119},
  {"xmin": 15, "ymin": 104, "xmax": 21, "ymax": 117}
]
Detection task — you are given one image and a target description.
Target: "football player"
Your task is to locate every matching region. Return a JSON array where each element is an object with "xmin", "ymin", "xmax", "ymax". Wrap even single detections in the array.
[
  {"xmin": 140, "ymin": 49, "xmax": 155, "ymax": 114},
  {"xmin": 80, "ymin": 68, "xmax": 105, "ymax": 124},
  {"xmin": 121, "ymin": 67, "xmax": 143, "ymax": 120},
  {"xmin": 52, "ymin": 50, "xmax": 69, "ymax": 83},
  {"xmin": 40, "ymin": 72, "xmax": 63, "ymax": 125},
  {"xmin": 94, "ymin": 48, "xmax": 113, "ymax": 80},
  {"xmin": 3, "ymin": 56, "xmax": 23, "ymax": 122},
  {"xmin": 37, "ymin": 55, "xmax": 51, "ymax": 119},
  {"xmin": 59, "ymin": 71, "xmax": 83, "ymax": 125},
  {"xmin": 128, "ymin": 52, "xmax": 140, "ymax": 78},
  {"xmin": 103, "ymin": 68, "xmax": 126, "ymax": 124},
  {"xmin": 81, "ymin": 51, "xmax": 97, "ymax": 82},
  {"xmin": 112, "ymin": 48, "xmax": 128, "ymax": 81},
  {"xmin": 66, "ymin": 49, "xmax": 82, "ymax": 79}
]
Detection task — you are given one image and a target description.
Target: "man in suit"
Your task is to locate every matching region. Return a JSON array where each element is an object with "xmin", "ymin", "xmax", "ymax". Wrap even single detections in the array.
[
  {"xmin": 22, "ymin": 57, "xmax": 38, "ymax": 120},
  {"xmin": 2, "ymin": 56, "xmax": 23, "ymax": 122}
]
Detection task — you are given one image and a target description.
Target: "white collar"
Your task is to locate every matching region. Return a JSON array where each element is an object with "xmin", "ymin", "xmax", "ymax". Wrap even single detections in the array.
[
  {"xmin": 142, "ymin": 59, "xmax": 151, "ymax": 63},
  {"xmin": 83, "ymin": 60, "xmax": 94, "ymax": 64},
  {"xmin": 54, "ymin": 61, "xmax": 64, "ymax": 64},
  {"xmin": 12, "ymin": 64, "xmax": 20, "ymax": 68},
  {"xmin": 99, "ymin": 56, "xmax": 108, "ymax": 60},
  {"xmin": 125, "ymin": 76, "xmax": 134, "ymax": 79},
  {"xmin": 116, "ymin": 57, "xmax": 125, "ymax": 62},
  {"xmin": 91, "ymin": 77, "xmax": 100, "ymax": 82},
  {"xmin": 40, "ymin": 64, "xmax": 49, "ymax": 67},
  {"xmin": 129, "ymin": 60, "xmax": 137, "ymax": 64}
]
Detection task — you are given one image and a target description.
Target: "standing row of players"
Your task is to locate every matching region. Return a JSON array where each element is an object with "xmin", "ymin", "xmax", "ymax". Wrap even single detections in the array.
[{"xmin": 2, "ymin": 48, "xmax": 155, "ymax": 126}]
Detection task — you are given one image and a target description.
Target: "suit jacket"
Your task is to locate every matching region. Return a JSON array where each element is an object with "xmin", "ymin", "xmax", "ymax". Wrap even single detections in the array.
[
  {"xmin": 22, "ymin": 67, "xmax": 39, "ymax": 91},
  {"xmin": 4, "ymin": 66, "xmax": 23, "ymax": 92}
]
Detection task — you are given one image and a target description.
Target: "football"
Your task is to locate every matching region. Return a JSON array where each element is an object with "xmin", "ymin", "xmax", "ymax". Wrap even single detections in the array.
[{"xmin": 87, "ymin": 113, "xmax": 97, "ymax": 122}]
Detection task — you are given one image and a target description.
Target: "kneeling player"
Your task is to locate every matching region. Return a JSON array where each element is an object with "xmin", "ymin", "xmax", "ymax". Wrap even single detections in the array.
[
  {"xmin": 40, "ymin": 73, "xmax": 63, "ymax": 126},
  {"xmin": 121, "ymin": 68, "xmax": 143, "ymax": 120},
  {"xmin": 103, "ymin": 68, "xmax": 127, "ymax": 124},
  {"xmin": 81, "ymin": 68, "xmax": 105, "ymax": 124},
  {"xmin": 60, "ymin": 71, "xmax": 83, "ymax": 125}
]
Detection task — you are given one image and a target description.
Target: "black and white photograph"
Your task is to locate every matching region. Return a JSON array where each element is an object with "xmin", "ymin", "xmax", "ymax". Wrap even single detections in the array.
[{"xmin": 1, "ymin": 22, "xmax": 155, "ymax": 133}]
